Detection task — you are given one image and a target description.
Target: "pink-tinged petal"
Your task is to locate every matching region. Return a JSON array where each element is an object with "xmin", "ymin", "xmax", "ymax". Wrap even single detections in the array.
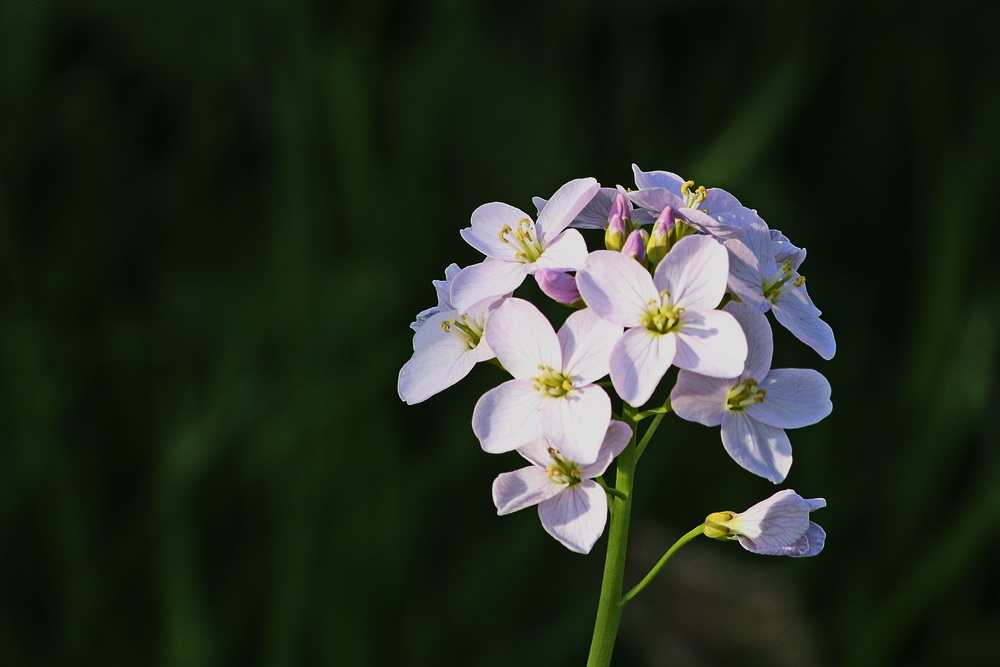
[
  {"xmin": 632, "ymin": 164, "xmax": 685, "ymax": 192},
  {"xmin": 580, "ymin": 420, "xmax": 632, "ymax": 478},
  {"xmin": 412, "ymin": 308, "xmax": 458, "ymax": 352},
  {"xmin": 397, "ymin": 336, "xmax": 478, "ymax": 405},
  {"xmin": 577, "ymin": 250, "xmax": 657, "ymax": 327},
  {"xmin": 625, "ymin": 187, "xmax": 685, "ymax": 214},
  {"xmin": 450, "ymin": 260, "xmax": 527, "ymax": 313},
  {"xmin": 461, "ymin": 202, "xmax": 531, "ymax": 259},
  {"xmin": 540, "ymin": 384, "xmax": 611, "ymax": 464},
  {"xmin": 486, "ymin": 298, "xmax": 561, "ymax": 378},
  {"xmin": 535, "ymin": 177, "xmax": 599, "ymax": 244},
  {"xmin": 724, "ymin": 238, "xmax": 768, "ymax": 310},
  {"xmin": 669, "ymin": 370, "xmax": 732, "ymax": 427},
  {"xmin": 534, "ymin": 269, "xmax": 581, "ymax": 305},
  {"xmin": 724, "ymin": 302, "xmax": 773, "ymax": 382},
  {"xmin": 538, "ymin": 481, "xmax": 608, "ymax": 554},
  {"xmin": 610, "ymin": 328, "xmax": 676, "ymax": 408},
  {"xmin": 720, "ymin": 412, "xmax": 792, "ymax": 483},
  {"xmin": 731, "ymin": 489, "xmax": 810, "ymax": 538},
  {"xmin": 746, "ymin": 368, "xmax": 832, "ymax": 429},
  {"xmin": 771, "ymin": 285, "xmax": 836, "ymax": 360},
  {"xmin": 678, "ymin": 208, "xmax": 744, "ymax": 240},
  {"xmin": 492, "ymin": 466, "xmax": 562, "ymax": 515},
  {"xmin": 515, "ymin": 436, "xmax": 557, "ymax": 468},
  {"xmin": 673, "ymin": 309, "xmax": 747, "ymax": 378},
  {"xmin": 653, "ymin": 235, "xmax": 729, "ymax": 310},
  {"xmin": 473, "ymin": 380, "xmax": 545, "ymax": 454},
  {"xmin": 789, "ymin": 523, "xmax": 826, "ymax": 557},
  {"xmin": 531, "ymin": 228, "xmax": 589, "ymax": 272},
  {"xmin": 558, "ymin": 308, "xmax": 623, "ymax": 384},
  {"xmin": 701, "ymin": 188, "xmax": 742, "ymax": 215}
]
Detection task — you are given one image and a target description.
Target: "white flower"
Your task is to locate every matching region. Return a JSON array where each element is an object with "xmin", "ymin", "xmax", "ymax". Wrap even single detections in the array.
[{"xmin": 703, "ymin": 489, "xmax": 826, "ymax": 557}]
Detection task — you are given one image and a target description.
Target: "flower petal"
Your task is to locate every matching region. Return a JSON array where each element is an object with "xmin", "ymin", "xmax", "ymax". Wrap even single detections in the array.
[
  {"xmin": 493, "ymin": 466, "xmax": 562, "ymax": 515},
  {"xmin": 720, "ymin": 412, "xmax": 792, "ymax": 483},
  {"xmin": 540, "ymin": 384, "xmax": 611, "ymax": 464},
  {"xmin": 653, "ymin": 234, "xmax": 729, "ymax": 311},
  {"xmin": 746, "ymin": 368, "xmax": 832, "ymax": 429},
  {"xmin": 580, "ymin": 420, "xmax": 632, "ymax": 478},
  {"xmin": 771, "ymin": 285, "xmax": 836, "ymax": 360},
  {"xmin": 577, "ymin": 250, "xmax": 657, "ymax": 327},
  {"xmin": 673, "ymin": 308, "xmax": 747, "ymax": 378},
  {"xmin": 558, "ymin": 308, "xmax": 623, "ymax": 384},
  {"xmin": 723, "ymin": 238, "xmax": 768, "ymax": 310},
  {"xmin": 610, "ymin": 327, "xmax": 676, "ymax": 407},
  {"xmin": 789, "ymin": 522, "xmax": 826, "ymax": 557},
  {"xmin": 473, "ymin": 379, "xmax": 545, "ymax": 454},
  {"xmin": 535, "ymin": 177, "xmax": 599, "ymax": 244},
  {"xmin": 531, "ymin": 228, "xmax": 589, "ymax": 272},
  {"xmin": 724, "ymin": 302, "xmax": 773, "ymax": 382},
  {"xmin": 538, "ymin": 481, "xmax": 608, "ymax": 554},
  {"xmin": 461, "ymin": 202, "xmax": 530, "ymax": 260},
  {"xmin": 669, "ymin": 371, "xmax": 732, "ymax": 427},
  {"xmin": 397, "ymin": 335, "xmax": 478, "ymax": 405},
  {"xmin": 485, "ymin": 298, "xmax": 561, "ymax": 378},
  {"xmin": 450, "ymin": 260, "xmax": 527, "ymax": 313},
  {"xmin": 631, "ymin": 164, "xmax": 685, "ymax": 192}
]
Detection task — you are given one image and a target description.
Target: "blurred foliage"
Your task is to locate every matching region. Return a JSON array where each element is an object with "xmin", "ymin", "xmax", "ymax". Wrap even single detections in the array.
[{"xmin": 2, "ymin": 0, "xmax": 999, "ymax": 664}]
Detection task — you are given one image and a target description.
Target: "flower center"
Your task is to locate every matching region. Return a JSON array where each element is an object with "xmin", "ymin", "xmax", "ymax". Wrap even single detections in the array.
[
  {"xmin": 641, "ymin": 292, "xmax": 683, "ymax": 334},
  {"xmin": 497, "ymin": 218, "xmax": 544, "ymax": 264},
  {"xmin": 531, "ymin": 365, "xmax": 575, "ymax": 398},
  {"xmin": 726, "ymin": 378, "xmax": 767, "ymax": 411},
  {"xmin": 680, "ymin": 180, "xmax": 708, "ymax": 210},
  {"xmin": 439, "ymin": 314, "xmax": 484, "ymax": 350},
  {"xmin": 762, "ymin": 260, "xmax": 806, "ymax": 303},
  {"xmin": 544, "ymin": 447, "xmax": 583, "ymax": 486}
]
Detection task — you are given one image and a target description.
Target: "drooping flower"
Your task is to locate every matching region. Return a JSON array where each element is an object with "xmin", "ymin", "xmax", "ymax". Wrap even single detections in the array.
[
  {"xmin": 450, "ymin": 178, "xmax": 599, "ymax": 311},
  {"xmin": 670, "ymin": 302, "xmax": 831, "ymax": 483},
  {"xmin": 702, "ymin": 489, "xmax": 826, "ymax": 557},
  {"xmin": 725, "ymin": 220, "xmax": 835, "ymax": 359},
  {"xmin": 576, "ymin": 234, "xmax": 747, "ymax": 407},
  {"xmin": 492, "ymin": 420, "xmax": 631, "ymax": 553},
  {"xmin": 398, "ymin": 290, "xmax": 506, "ymax": 405},
  {"xmin": 472, "ymin": 298, "xmax": 622, "ymax": 464}
]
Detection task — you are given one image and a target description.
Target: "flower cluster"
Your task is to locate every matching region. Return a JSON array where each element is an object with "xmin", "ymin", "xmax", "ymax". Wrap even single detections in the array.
[{"xmin": 399, "ymin": 166, "xmax": 832, "ymax": 555}]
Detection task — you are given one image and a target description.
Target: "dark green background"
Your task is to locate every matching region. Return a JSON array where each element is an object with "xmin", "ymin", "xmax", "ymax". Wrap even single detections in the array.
[{"xmin": 3, "ymin": 0, "xmax": 999, "ymax": 664}]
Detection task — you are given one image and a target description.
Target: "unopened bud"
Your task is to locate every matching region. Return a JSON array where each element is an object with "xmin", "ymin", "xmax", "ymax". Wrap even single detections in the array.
[
  {"xmin": 534, "ymin": 270, "xmax": 583, "ymax": 307},
  {"xmin": 646, "ymin": 206, "xmax": 674, "ymax": 266},
  {"xmin": 622, "ymin": 229, "xmax": 649, "ymax": 264},
  {"xmin": 703, "ymin": 511, "xmax": 735, "ymax": 539}
]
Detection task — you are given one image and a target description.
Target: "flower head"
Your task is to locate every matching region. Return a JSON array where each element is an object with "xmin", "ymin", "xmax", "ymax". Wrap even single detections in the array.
[
  {"xmin": 492, "ymin": 420, "xmax": 631, "ymax": 553},
  {"xmin": 703, "ymin": 489, "xmax": 826, "ymax": 557}
]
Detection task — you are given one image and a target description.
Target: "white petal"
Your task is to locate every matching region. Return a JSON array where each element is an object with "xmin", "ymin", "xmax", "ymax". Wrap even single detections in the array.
[
  {"xmin": 397, "ymin": 337, "xmax": 478, "ymax": 405},
  {"xmin": 577, "ymin": 250, "xmax": 657, "ymax": 327},
  {"xmin": 724, "ymin": 302, "xmax": 773, "ymax": 382},
  {"xmin": 461, "ymin": 202, "xmax": 531, "ymax": 259},
  {"xmin": 412, "ymin": 308, "xmax": 458, "ymax": 352},
  {"xmin": 493, "ymin": 466, "xmax": 562, "ymax": 515},
  {"xmin": 538, "ymin": 482, "xmax": 608, "ymax": 554},
  {"xmin": 673, "ymin": 309, "xmax": 747, "ymax": 378},
  {"xmin": 771, "ymin": 285, "xmax": 836, "ymax": 360},
  {"xmin": 450, "ymin": 260, "xmax": 527, "ymax": 313},
  {"xmin": 531, "ymin": 228, "xmax": 589, "ymax": 272},
  {"xmin": 472, "ymin": 380, "xmax": 546, "ymax": 454},
  {"xmin": 746, "ymin": 368, "xmax": 832, "ymax": 429},
  {"xmin": 558, "ymin": 308, "xmax": 623, "ymax": 384},
  {"xmin": 580, "ymin": 420, "xmax": 633, "ymax": 478},
  {"xmin": 720, "ymin": 412, "xmax": 792, "ymax": 483},
  {"xmin": 535, "ymin": 177, "xmax": 599, "ymax": 244},
  {"xmin": 540, "ymin": 384, "xmax": 611, "ymax": 465},
  {"xmin": 790, "ymin": 523, "xmax": 826, "ymax": 557},
  {"xmin": 632, "ymin": 164, "xmax": 685, "ymax": 192},
  {"xmin": 653, "ymin": 235, "xmax": 729, "ymax": 311},
  {"xmin": 610, "ymin": 327, "xmax": 676, "ymax": 407},
  {"xmin": 723, "ymin": 238, "xmax": 768, "ymax": 310},
  {"xmin": 515, "ymin": 436, "xmax": 557, "ymax": 468},
  {"xmin": 485, "ymin": 298, "xmax": 561, "ymax": 378},
  {"xmin": 669, "ymin": 371, "xmax": 732, "ymax": 427}
]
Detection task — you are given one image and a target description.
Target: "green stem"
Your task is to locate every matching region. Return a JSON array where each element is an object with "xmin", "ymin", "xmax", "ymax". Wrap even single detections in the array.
[
  {"xmin": 622, "ymin": 525, "xmax": 704, "ymax": 604},
  {"xmin": 585, "ymin": 410, "xmax": 638, "ymax": 667},
  {"xmin": 635, "ymin": 398, "xmax": 671, "ymax": 460}
]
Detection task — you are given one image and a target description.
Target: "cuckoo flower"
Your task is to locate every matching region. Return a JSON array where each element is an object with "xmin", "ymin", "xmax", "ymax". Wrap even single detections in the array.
[
  {"xmin": 451, "ymin": 178, "xmax": 599, "ymax": 311},
  {"xmin": 725, "ymin": 221, "xmax": 835, "ymax": 360},
  {"xmin": 670, "ymin": 302, "xmax": 832, "ymax": 483},
  {"xmin": 702, "ymin": 489, "xmax": 826, "ymax": 557},
  {"xmin": 398, "ymin": 291, "xmax": 506, "ymax": 405},
  {"xmin": 576, "ymin": 234, "xmax": 748, "ymax": 407},
  {"xmin": 492, "ymin": 420, "xmax": 631, "ymax": 553},
  {"xmin": 472, "ymin": 298, "xmax": 622, "ymax": 464},
  {"xmin": 409, "ymin": 263, "xmax": 461, "ymax": 332}
]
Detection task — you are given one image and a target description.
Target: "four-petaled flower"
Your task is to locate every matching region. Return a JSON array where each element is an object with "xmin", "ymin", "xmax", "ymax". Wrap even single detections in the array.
[
  {"xmin": 670, "ymin": 302, "xmax": 832, "ymax": 483},
  {"xmin": 492, "ymin": 420, "xmax": 631, "ymax": 554},
  {"xmin": 472, "ymin": 298, "xmax": 622, "ymax": 464},
  {"xmin": 576, "ymin": 234, "xmax": 748, "ymax": 407},
  {"xmin": 702, "ymin": 489, "xmax": 826, "ymax": 557}
]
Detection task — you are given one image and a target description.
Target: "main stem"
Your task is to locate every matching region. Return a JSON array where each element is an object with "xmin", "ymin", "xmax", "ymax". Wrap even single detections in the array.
[{"xmin": 585, "ymin": 412, "xmax": 638, "ymax": 667}]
